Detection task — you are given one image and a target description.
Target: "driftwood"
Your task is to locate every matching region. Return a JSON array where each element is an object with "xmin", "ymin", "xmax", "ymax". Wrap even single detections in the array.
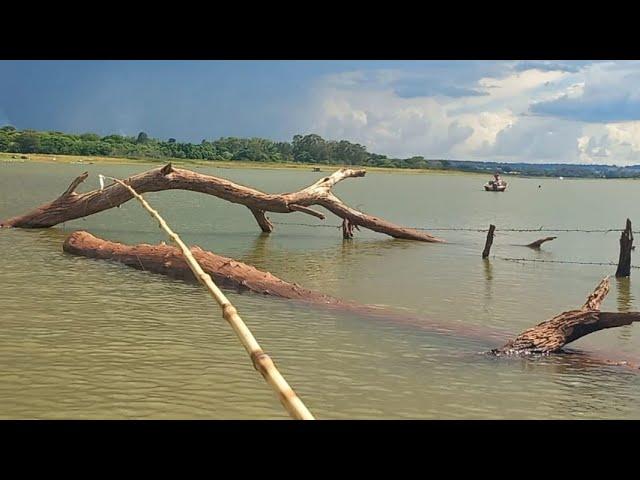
[
  {"xmin": 615, "ymin": 218, "xmax": 633, "ymax": 277},
  {"xmin": 525, "ymin": 236, "xmax": 557, "ymax": 248},
  {"xmin": 62, "ymin": 230, "xmax": 516, "ymax": 344},
  {"xmin": 64, "ymin": 232, "xmax": 640, "ymax": 370},
  {"xmin": 0, "ymin": 163, "xmax": 443, "ymax": 243},
  {"xmin": 494, "ymin": 277, "xmax": 640, "ymax": 355},
  {"xmin": 64, "ymin": 231, "xmax": 346, "ymax": 306}
]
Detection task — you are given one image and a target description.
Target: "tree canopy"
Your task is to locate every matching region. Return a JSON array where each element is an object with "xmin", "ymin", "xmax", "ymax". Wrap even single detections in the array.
[{"xmin": 2, "ymin": 126, "xmax": 640, "ymax": 178}]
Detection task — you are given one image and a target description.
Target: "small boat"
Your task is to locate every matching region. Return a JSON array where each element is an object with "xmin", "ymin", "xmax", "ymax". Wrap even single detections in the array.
[{"xmin": 484, "ymin": 173, "xmax": 507, "ymax": 192}]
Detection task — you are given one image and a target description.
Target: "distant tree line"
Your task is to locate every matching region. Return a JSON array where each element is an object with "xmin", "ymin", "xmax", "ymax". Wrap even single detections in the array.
[
  {"xmin": 2, "ymin": 125, "xmax": 640, "ymax": 178},
  {"xmin": 0, "ymin": 126, "xmax": 444, "ymax": 169}
]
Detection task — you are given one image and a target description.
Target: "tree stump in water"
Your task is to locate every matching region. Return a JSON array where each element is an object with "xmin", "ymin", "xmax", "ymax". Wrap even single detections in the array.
[
  {"xmin": 482, "ymin": 224, "xmax": 496, "ymax": 258},
  {"xmin": 493, "ymin": 276, "xmax": 640, "ymax": 355},
  {"xmin": 615, "ymin": 218, "xmax": 633, "ymax": 278}
]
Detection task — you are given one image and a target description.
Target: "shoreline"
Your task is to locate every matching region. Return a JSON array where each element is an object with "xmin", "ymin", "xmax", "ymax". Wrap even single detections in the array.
[
  {"xmin": 1, "ymin": 151, "xmax": 637, "ymax": 180},
  {"xmin": 0, "ymin": 151, "xmax": 470, "ymax": 176}
]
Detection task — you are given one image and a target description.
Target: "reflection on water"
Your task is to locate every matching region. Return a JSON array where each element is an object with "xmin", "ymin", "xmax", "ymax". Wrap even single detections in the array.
[
  {"xmin": 482, "ymin": 258, "xmax": 493, "ymax": 313},
  {"xmin": 616, "ymin": 277, "xmax": 634, "ymax": 313},
  {"xmin": 1, "ymin": 163, "xmax": 640, "ymax": 419}
]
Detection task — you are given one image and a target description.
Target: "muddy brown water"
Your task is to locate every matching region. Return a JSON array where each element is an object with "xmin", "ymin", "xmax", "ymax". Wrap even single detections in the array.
[{"xmin": 1, "ymin": 162, "xmax": 640, "ymax": 419}]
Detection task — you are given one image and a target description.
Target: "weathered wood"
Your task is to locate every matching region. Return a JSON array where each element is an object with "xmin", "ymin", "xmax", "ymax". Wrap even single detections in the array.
[
  {"xmin": 482, "ymin": 224, "xmax": 495, "ymax": 258},
  {"xmin": 248, "ymin": 207, "xmax": 273, "ymax": 233},
  {"xmin": 62, "ymin": 230, "xmax": 514, "ymax": 344},
  {"xmin": 494, "ymin": 277, "xmax": 640, "ymax": 355},
  {"xmin": 64, "ymin": 231, "xmax": 345, "ymax": 306},
  {"xmin": 0, "ymin": 164, "xmax": 444, "ymax": 243},
  {"xmin": 525, "ymin": 236, "xmax": 557, "ymax": 248},
  {"xmin": 64, "ymin": 231, "xmax": 640, "ymax": 370},
  {"xmin": 615, "ymin": 218, "xmax": 633, "ymax": 277}
]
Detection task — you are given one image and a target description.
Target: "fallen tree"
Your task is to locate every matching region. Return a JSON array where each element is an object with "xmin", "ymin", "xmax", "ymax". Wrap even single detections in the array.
[
  {"xmin": 64, "ymin": 230, "xmax": 347, "ymax": 306},
  {"xmin": 494, "ymin": 276, "xmax": 640, "ymax": 355},
  {"xmin": 64, "ymin": 231, "xmax": 640, "ymax": 369},
  {"xmin": 61, "ymin": 230, "xmax": 514, "ymax": 344},
  {"xmin": 1, "ymin": 164, "xmax": 444, "ymax": 242}
]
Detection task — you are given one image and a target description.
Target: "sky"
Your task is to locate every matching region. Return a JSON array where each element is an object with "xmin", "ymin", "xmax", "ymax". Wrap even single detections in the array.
[{"xmin": 1, "ymin": 60, "xmax": 640, "ymax": 165}]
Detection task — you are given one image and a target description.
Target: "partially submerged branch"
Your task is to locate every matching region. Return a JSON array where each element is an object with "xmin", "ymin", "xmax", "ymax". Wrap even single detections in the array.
[
  {"xmin": 64, "ymin": 232, "xmax": 640, "ymax": 370},
  {"xmin": 63, "ymin": 230, "xmax": 345, "ymax": 306},
  {"xmin": 494, "ymin": 276, "xmax": 640, "ymax": 355},
  {"xmin": 525, "ymin": 236, "xmax": 557, "ymax": 248},
  {"xmin": 1, "ymin": 164, "xmax": 444, "ymax": 242}
]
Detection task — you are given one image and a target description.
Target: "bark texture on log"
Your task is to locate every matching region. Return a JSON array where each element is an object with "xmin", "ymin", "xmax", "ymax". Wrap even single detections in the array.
[
  {"xmin": 63, "ymin": 231, "xmax": 344, "ymax": 305},
  {"xmin": 62, "ymin": 231, "xmax": 512, "ymax": 343},
  {"xmin": 482, "ymin": 224, "xmax": 495, "ymax": 258},
  {"xmin": 494, "ymin": 277, "xmax": 640, "ymax": 355},
  {"xmin": 1, "ymin": 164, "xmax": 444, "ymax": 243},
  {"xmin": 615, "ymin": 218, "xmax": 633, "ymax": 277}
]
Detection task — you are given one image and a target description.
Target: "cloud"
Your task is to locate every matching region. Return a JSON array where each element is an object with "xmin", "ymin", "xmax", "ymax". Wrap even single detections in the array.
[
  {"xmin": 577, "ymin": 122, "xmax": 640, "ymax": 164},
  {"xmin": 486, "ymin": 116, "xmax": 584, "ymax": 163},
  {"xmin": 324, "ymin": 67, "xmax": 490, "ymax": 100},
  {"xmin": 305, "ymin": 61, "xmax": 640, "ymax": 166},
  {"xmin": 513, "ymin": 61, "xmax": 591, "ymax": 73},
  {"xmin": 309, "ymin": 64, "xmax": 575, "ymax": 160},
  {"xmin": 530, "ymin": 61, "xmax": 640, "ymax": 123},
  {"xmin": 4, "ymin": 60, "xmax": 640, "ymax": 166}
]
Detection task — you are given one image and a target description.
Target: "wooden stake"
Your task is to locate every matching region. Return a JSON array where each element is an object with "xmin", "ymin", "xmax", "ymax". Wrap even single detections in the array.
[
  {"xmin": 615, "ymin": 218, "xmax": 633, "ymax": 278},
  {"xmin": 105, "ymin": 176, "xmax": 315, "ymax": 420},
  {"xmin": 482, "ymin": 224, "xmax": 496, "ymax": 258}
]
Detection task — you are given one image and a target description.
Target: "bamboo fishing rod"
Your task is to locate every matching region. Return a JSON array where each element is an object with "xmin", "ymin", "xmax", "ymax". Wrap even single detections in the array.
[{"xmin": 101, "ymin": 175, "xmax": 315, "ymax": 420}]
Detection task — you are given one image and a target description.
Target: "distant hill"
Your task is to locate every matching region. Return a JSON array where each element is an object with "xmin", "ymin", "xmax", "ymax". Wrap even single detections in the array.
[{"xmin": 1, "ymin": 125, "xmax": 639, "ymax": 178}]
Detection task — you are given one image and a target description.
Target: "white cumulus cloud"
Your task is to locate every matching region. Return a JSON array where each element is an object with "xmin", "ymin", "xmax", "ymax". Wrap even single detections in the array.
[{"xmin": 304, "ymin": 61, "xmax": 640, "ymax": 165}]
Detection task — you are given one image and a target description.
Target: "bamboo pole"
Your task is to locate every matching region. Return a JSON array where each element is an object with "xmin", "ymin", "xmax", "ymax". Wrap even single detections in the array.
[{"xmin": 103, "ymin": 175, "xmax": 315, "ymax": 420}]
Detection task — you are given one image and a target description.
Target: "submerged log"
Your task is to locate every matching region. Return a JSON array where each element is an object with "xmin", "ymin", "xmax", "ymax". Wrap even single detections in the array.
[
  {"xmin": 64, "ymin": 232, "xmax": 640, "ymax": 370},
  {"xmin": 62, "ymin": 230, "xmax": 515, "ymax": 344},
  {"xmin": 63, "ymin": 231, "xmax": 345, "ymax": 306},
  {"xmin": 1, "ymin": 164, "xmax": 443, "ymax": 243},
  {"xmin": 615, "ymin": 218, "xmax": 633, "ymax": 277},
  {"xmin": 494, "ymin": 277, "xmax": 640, "ymax": 355}
]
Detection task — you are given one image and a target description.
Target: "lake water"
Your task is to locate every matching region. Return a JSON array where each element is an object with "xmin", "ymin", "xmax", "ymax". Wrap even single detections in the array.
[{"xmin": 1, "ymin": 161, "xmax": 640, "ymax": 419}]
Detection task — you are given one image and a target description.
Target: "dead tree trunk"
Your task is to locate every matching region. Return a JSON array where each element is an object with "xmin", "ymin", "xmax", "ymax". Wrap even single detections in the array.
[
  {"xmin": 615, "ymin": 218, "xmax": 633, "ymax": 277},
  {"xmin": 62, "ymin": 230, "xmax": 513, "ymax": 343},
  {"xmin": 493, "ymin": 276, "xmax": 640, "ymax": 355},
  {"xmin": 63, "ymin": 230, "xmax": 347, "ymax": 305},
  {"xmin": 64, "ymin": 232, "xmax": 640, "ymax": 370},
  {"xmin": 482, "ymin": 224, "xmax": 495, "ymax": 258},
  {"xmin": 0, "ymin": 164, "xmax": 444, "ymax": 243}
]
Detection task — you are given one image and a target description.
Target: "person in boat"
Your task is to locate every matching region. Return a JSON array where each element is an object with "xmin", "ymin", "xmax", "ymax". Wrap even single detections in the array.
[{"xmin": 487, "ymin": 172, "xmax": 502, "ymax": 187}]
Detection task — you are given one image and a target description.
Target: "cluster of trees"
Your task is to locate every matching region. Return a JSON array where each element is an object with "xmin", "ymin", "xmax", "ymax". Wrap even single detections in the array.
[
  {"xmin": 2, "ymin": 126, "xmax": 640, "ymax": 178},
  {"xmin": 0, "ymin": 126, "xmax": 444, "ymax": 169}
]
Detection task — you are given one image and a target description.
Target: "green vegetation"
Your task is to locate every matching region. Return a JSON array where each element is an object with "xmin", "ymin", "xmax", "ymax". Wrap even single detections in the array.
[{"xmin": 2, "ymin": 125, "xmax": 640, "ymax": 178}]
